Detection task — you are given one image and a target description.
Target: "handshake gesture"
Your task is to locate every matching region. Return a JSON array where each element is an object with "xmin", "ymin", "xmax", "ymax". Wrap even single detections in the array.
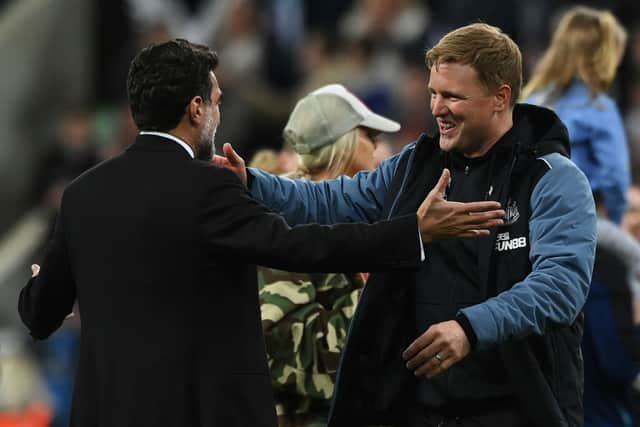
[{"xmin": 213, "ymin": 143, "xmax": 504, "ymax": 241}]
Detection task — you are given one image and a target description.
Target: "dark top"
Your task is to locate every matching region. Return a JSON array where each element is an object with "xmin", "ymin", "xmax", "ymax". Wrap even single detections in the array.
[{"xmin": 18, "ymin": 134, "xmax": 421, "ymax": 427}]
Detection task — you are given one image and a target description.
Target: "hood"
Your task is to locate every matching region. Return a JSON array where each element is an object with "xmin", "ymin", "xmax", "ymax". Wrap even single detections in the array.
[{"xmin": 512, "ymin": 103, "xmax": 570, "ymax": 159}]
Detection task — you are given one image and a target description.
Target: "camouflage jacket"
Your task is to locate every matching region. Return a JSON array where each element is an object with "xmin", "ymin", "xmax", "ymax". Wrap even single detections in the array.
[{"xmin": 258, "ymin": 268, "xmax": 365, "ymax": 421}]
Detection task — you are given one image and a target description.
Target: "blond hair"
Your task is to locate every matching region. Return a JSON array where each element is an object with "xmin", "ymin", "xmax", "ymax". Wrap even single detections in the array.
[
  {"xmin": 287, "ymin": 129, "xmax": 358, "ymax": 180},
  {"xmin": 248, "ymin": 149, "xmax": 282, "ymax": 174},
  {"xmin": 425, "ymin": 23, "xmax": 522, "ymax": 107},
  {"xmin": 522, "ymin": 6, "xmax": 627, "ymax": 102}
]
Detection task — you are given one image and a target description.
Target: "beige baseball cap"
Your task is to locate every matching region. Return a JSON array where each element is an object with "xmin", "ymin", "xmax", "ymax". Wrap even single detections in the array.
[{"xmin": 284, "ymin": 84, "xmax": 401, "ymax": 154}]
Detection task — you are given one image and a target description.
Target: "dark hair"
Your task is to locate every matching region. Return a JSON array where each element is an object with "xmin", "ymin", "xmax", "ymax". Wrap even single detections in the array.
[{"xmin": 126, "ymin": 39, "xmax": 218, "ymax": 131}]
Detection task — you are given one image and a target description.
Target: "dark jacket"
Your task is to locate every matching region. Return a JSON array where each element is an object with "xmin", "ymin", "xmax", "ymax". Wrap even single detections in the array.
[
  {"xmin": 18, "ymin": 134, "xmax": 421, "ymax": 427},
  {"xmin": 247, "ymin": 105, "xmax": 596, "ymax": 427},
  {"xmin": 328, "ymin": 104, "xmax": 595, "ymax": 426}
]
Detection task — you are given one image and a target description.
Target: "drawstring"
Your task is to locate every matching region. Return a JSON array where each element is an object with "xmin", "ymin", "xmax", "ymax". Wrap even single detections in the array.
[
  {"xmin": 501, "ymin": 142, "xmax": 520, "ymax": 203},
  {"xmin": 484, "ymin": 142, "xmax": 519, "ymax": 201},
  {"xmin": 484, "ymin": 150, "xmax": 498, "ymax": 200}
]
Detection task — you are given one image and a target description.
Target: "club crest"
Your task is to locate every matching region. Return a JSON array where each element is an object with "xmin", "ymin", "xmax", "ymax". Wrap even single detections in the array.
[{"xmin": 504, "ymin": 198, "xmax": 520, "ymax": 225}]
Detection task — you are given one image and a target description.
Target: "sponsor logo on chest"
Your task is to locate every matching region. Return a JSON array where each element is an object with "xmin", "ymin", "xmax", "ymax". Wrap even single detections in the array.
[{"xmin": 495, "ymin": 231, "xmax": 527, "ymax": 252}]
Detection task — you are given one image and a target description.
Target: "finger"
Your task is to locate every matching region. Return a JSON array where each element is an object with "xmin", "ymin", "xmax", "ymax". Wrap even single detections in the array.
[
  {"xmin": 223, "ymin": 143, "xmax": 243, "ymax": 166},
  {"xmin": 463, "ymin": 217, "xmax": 505, "ymax": 229},
  {"xmin": 402, "ymin": 332, "xmax": 434, "ymax": 360},
  {"xmin": 410, "ymin": 345, "xmax": 450, "ymax": 376},
  {"xmin": 414, "ymin": 353, "xmax": 445, "ymax": 377},
  {"xmin": 457, "ymin": 229, "xmax": 490, "ymax": 238},
  {"xmin": 31, "ymin": 264, "xmax": 40, "ymax": 277},
  {"xmin": 211, "ymin": 154, "xmax": 230, "ymax": 167},
  {"xmin": 425, "ymin": 353, "xmax": 459, "ymax": 379},
  {"xmin": 459, "ymin": 201, "xmax": 503, "ymax": 213},
  {"xmin": 406, "ymin": 345, "xmax": 441, "ymax": 371},
  {"xmin": 467, "ymin": 211, "xmax": 506, "ymax": 219},
  {"xmin": 429, "ymin": 169, "xmax": 451, "ymax": 197},
  {"xmin": 456, "ymin": 211, "xmax": 504, "ymax": 226}
]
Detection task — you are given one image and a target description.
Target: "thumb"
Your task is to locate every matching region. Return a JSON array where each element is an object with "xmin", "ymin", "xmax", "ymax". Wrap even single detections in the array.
[
  {"xmin": 223, "ymin": 143, "xmax": 242, "ymax": 166},
  {"xmin": 430, "ymin": 168, "xmax": 451, "ymax": 198}
]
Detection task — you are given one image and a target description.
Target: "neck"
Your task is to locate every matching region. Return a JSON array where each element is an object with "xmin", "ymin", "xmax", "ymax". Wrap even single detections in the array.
[{"xmin": 463, "ymin": 110, "xmax": 514, "ymax": 159}]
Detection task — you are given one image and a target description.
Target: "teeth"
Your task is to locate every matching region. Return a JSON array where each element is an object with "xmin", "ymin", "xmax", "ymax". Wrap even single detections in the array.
[{"xmin": 440, "ymin": 122, "xmax": 455, "ymax": 130}]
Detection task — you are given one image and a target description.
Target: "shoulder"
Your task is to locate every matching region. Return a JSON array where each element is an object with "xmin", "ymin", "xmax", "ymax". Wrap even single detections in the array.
[
  {"xmin": 532, "ymin": 153, "xmax": 593, "ymax": 210},
  {"xmin": 536, "ymin": 152, "xmax": 576, "ymax": 171},
  {"xmin": 535, "ymin": 153, "xmax": 589, "ymax": 187},
  {"xmin": 563, "ymin": 84, "xmax": 620, "ymax": 117},
  {"xmin": 62, "ymin": 154, "xmax": 122, "ymax": 201},
  {"xmin": 191, "ymin": 159, "xmax": 247, "ymax": 188}
]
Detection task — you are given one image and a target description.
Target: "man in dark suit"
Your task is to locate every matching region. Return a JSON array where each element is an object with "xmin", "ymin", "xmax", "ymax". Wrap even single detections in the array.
[{"xmin": 18, "ymin": 39, "xmax": 504, "ymax": 427}]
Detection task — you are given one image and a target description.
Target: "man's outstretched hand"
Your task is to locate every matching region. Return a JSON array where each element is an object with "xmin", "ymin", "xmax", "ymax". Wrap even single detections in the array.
[
  {"xmin": 418, "ymin": 169, "xmax": 504, "ymax": 242},
  {"xmin": 212, "ymin": 143, "xmax": 247, "ymax": 186}
]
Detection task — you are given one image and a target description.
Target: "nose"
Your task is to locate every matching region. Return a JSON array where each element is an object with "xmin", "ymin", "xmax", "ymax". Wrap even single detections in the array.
[{"xmin": 430, "ymin": 94, "xmax": 448, "ymax": 117}]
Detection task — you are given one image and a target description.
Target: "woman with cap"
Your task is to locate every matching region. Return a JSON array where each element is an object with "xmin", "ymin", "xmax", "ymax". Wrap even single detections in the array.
[
  {"xmin": 257, "ymin": 84, "xmax": 400, "ymax": 427},
  {"xmin": 523, "ymin": 5, "xmax": 629, "ymax": 224}
]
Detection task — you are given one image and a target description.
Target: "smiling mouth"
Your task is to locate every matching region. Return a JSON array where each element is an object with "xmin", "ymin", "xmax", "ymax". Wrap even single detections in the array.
[{"xmin": 437, "ymin": 119, "xmax": 458, "ymax": 136}]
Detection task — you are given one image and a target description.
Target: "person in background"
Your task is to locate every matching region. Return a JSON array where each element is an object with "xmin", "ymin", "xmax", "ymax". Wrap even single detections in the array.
[
  {"xmin": 624, "ymin": 185, "xmax": 640, "ymax": 242},
  {"xmin": 258, "ymin": 83, "xmax": 400, "ymax": 427},
  {"xmin": 583, "ymin": 192, "xmax": 640, "ymax": 427},
  {"xmin": 248, "ymin": 149, "xmax": 284, "ymax": 174},
  {"xmin": 523, "ymin": 5, "xmax": 629, "ymax": 224},
  {"xmin": 248, "ymin": 143, "xmax": 299, "ymax": 176}
]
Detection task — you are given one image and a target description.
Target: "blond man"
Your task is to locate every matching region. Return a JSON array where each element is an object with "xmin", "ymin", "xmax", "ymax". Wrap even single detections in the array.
[{"xmin": 218, "ymin": 24, "xmax": 597, "ymax": 427}]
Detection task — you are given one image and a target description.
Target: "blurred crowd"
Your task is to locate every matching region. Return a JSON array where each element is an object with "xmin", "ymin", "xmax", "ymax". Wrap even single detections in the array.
[{"xmin": 3, "ymin": 0, "xmax": 640, "ymax": 426}]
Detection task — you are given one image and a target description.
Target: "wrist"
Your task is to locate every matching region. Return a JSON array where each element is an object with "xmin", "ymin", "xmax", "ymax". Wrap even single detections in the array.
[{"xmin": 455, "ymin": 312, "xmax": 477, "ymax": 350}]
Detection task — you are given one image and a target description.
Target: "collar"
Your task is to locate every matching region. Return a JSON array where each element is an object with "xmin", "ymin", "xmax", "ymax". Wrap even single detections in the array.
[{"xmin": 139, "ymin": 131, "xmax": 194, "ymax": 158}]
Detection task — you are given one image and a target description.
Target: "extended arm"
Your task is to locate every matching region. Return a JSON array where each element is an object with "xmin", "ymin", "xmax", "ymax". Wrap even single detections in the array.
[
  {"xmin": 200, "ymin": 167, "xmax": 421, "ymax": 272},
  {"xmin": 214, "ymin": 142, "xmax": 403, "ymax": 224}
]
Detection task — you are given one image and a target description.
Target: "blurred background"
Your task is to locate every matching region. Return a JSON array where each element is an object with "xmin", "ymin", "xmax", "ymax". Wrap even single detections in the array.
[{"xmin": 0, "ymin": 0, "xmax": 639, "ymax": 426}]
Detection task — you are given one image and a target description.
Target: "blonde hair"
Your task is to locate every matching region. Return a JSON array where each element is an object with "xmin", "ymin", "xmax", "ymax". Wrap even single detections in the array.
[
  {"xmin": 248, "ymin": 149, "xmax": 282, "ymax": 174},
  {"xmin": 425, "ymin": 23, "xmax": 522, "ymax": 107},
  {"xmin": 522, "ymin": 6, "xmax": 627, "ymax": 101},
  {"xmin": 287, "ymin": 129, "xmax": 358, "ymax": 180}
]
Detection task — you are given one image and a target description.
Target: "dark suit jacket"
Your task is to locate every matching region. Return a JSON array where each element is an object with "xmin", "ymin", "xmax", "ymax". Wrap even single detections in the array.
[{"xmin": 19, "ymin": 134, "xmax": 420, "ymax": 427}]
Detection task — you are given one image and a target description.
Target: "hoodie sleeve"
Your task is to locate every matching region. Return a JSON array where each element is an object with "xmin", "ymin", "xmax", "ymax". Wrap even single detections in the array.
[
  {"xmin": 460, "ymin": 153, "xmax": 597, "ymax": 349},
  {"xmin": 248, "ymin": 144, "xmax": 413, "ymax": 225}
]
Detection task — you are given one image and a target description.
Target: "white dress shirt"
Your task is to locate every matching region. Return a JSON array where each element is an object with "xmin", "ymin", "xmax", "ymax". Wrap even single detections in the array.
[{"xmin": 139, "ymin": 131, "xmax": 194, "ymax": 159}]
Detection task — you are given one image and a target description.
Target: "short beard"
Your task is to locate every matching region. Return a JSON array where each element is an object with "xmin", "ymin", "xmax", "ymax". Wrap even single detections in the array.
[
  {"xmin": 196, "ymin": 140, "xmax": 214, "ymax": 161},
  {"xmin": 195, "ymin": 122, "xmax": 217, "ymax": 161}
]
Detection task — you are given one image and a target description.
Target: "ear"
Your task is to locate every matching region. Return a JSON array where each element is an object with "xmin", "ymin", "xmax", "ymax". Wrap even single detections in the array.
[
  {"xmin": 493, "ymin": 85, "xmax": 512, "ymax": 112},
  {"xmin": 187, "ymin": 96, "xmax": 205, "ymax": 126}
]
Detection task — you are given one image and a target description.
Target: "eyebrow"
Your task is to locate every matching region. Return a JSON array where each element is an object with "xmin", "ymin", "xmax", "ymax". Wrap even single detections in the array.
[{"xmin": 428, "ymin": 87, "xmax": 466, "ymax": 99}]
